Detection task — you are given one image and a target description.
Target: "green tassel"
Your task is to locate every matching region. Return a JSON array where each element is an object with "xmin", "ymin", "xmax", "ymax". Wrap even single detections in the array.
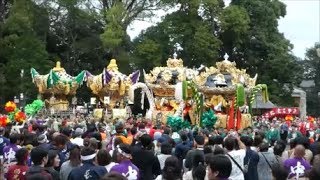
[
  {"xmin": 236, "ymin": 84, "xmax": 245, "ymax": 107},
  {"xmin": 261, "ymin": 84, "xmax": 269, "ymax": 102},
  {"xmin": 182, "ymin": 80, "xmax": 188, "ymax": 100}
]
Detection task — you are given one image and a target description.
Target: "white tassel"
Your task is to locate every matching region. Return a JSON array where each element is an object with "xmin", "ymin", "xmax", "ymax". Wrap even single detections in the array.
[
  {"xmin": 141, "ymin": 91, "xmax": 145, "ymax": 109},
  {"xmin": 175, "ymin": 82, "xmax": 183, "ymax": 101}
]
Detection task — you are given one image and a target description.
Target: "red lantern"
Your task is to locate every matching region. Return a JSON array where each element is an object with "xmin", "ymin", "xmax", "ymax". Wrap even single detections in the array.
[
  {"xmin": 308, "ymin": 116, "xmax": 315, "ymax": 122},
  {"xmin": 285, "ymin": 115, "xmax": 293, "ymax": 121},
  {"xmin": 5, "ymin": 101, "xmax": 17, "ymax": 113}
]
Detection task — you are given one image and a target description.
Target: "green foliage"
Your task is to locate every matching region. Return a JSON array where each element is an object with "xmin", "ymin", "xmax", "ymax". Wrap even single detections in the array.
[
  {"xmin": 220, "ymin": 5, "xmax": 250, "ymax": 48},
  {"xmin": 0, "ymin": 0, "xmax": 52, "ymax": 103},
  {"xmin": 100, "ymin": 3, "xmax": 126, "ymax": 50},
  {"xmin": 303, "ymin": 43, "xmax": 320, "ymax": 115}
]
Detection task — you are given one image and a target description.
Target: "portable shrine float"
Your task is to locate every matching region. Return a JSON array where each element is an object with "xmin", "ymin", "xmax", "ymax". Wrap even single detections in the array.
[
  {"xmin": 31, "ymin": 62, "xmax": 86, "ymax": 112},
  {"xmin": 86, "ymin": 59, "xmax": 140, "ymax": 119},
  {"xmin": 195, "ymin": 54, "xmax": 264, "ymax": 129},
  {"xmin": 135, "ymin": 53, "xmax": 269, "ymax": 130}
]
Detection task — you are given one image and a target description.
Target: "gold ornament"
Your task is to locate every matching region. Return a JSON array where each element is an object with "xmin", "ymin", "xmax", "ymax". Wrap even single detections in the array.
[
  {"xmin": 53, "ymin": 61, "xmax": 65, "ymax": 72},
  {"xmin": 107, "ymin": 59, "xmax": 119, "ymax": 72},
  {"xmin": 167, "ymin": 58, "xmax": 183, "ymax": 68},
  {"xmin": 162, "ymin": 70, "xmax": 172, "ymax": 82}
]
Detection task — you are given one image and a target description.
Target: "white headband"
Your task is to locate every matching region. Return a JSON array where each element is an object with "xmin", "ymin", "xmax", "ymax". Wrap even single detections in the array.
[
  {"xmin": 117, "ymin": 145, "xmax": 131, "ymax": 158},
  {"xmin": 81, "ymin": 153, "xmax": 96, "ymax": 161}
]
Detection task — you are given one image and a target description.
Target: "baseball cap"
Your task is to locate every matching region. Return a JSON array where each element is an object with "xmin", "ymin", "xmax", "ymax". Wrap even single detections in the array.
[{"xmin": 37, "ymin": 134, "xmax": 49, "ymax": 144}]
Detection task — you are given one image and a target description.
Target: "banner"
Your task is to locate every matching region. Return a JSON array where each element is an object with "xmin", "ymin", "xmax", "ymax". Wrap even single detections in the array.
[{"xmin": 263, "ymin": 107, "xmax": 299, "ymax": 119}]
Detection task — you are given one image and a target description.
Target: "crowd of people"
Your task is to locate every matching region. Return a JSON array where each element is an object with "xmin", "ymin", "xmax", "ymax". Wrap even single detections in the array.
[{"xmin": 0, "ymin": 115, "xmax": 320, "ymax": 180}]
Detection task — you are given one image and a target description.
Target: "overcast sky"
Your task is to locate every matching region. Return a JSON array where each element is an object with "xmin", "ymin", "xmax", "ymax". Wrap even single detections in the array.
[{"xmin": 127, "ymin": 0, "xmax": 320, "ymax": 59}]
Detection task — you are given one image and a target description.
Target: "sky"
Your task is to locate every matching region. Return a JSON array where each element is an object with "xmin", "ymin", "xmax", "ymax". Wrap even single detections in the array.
[{"xmin": 127, "ymin": 0, "xmax": 320, "ymax": 59}]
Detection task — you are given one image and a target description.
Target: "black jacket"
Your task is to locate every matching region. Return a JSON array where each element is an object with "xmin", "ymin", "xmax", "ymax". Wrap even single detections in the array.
[
  {"xmin": 26, "ymin": 165, "xmax": 53, "ymax": 180},
  {"xmin": 131, "ymin": 144, "xmax": 161, "ymax": 180}
]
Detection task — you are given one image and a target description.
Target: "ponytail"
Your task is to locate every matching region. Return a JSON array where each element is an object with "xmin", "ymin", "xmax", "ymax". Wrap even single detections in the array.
[
  {"xmin": 192, "ymin": 162, "xmax": 206, "ymax": 180},
  {"xmin": 191, "ymin": 154, "xmax": 206, "ymax": 180}
]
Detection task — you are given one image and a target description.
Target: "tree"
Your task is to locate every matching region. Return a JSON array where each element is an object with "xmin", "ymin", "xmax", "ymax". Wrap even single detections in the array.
[
  {"xmin": 225, "ymin": 0, "xmax": 302, "ymax": 105},
  {"xmin": 303, "ymin": 43, "xmax": 320, "ymax": 115},
  {"xmin": 132, "ymin": 0, "xmax": 224, "ymax": 68},
  {"xmin": 92, "ymin": 0, "xmax": 167, "ymax": 73},
  {"xmin": 43, "ymin": 0, "xmax": 105, "ymax": 75},
  {"xmin": 0, "ymin": 0, "xmax": 52, "ymax": 103}
]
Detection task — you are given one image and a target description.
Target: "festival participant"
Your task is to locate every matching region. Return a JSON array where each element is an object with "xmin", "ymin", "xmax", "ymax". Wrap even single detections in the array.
[
  {"xmin": 25, "ymin": 147, "xmax": 52, "ymax": 180},
  {"xmin": 131, "ymin": 134, "xmax": 161, "ymax": 180},
  {"xmin": 307, "ymin": 166, "xmax": 320, "ymax": 180},
  {"xmin": 124, "ymin": 127, "xmax": 134, "ymax": 146},
  {"xmin": 271, "ymin": 164, "xmax": 289, "ymax": 180},
  {"xmin": 110, "ymin": 144, "xmax": 139, "ymax": 180},
  {"xmin": 174, "ymin": 133, "xmax": 192, "ymax": 163},
  {"xmin": 114, "ymin": 122, "xmax": 131, "ymax": 145},
  {"xmin": 160, "ymin": 127, "xmax": 173, "ymax": 144},
  {"xmin": 101, "ymin": 172, "xmax": 127, "ymax": 180},
  {"xmin": 59, "ymin": 145, "xmax": 81, "ymax": 180},
  {"xmin": 257, "ymin": 143, "xmax": 278, "ymax": 180},
  {"xmin": 153, "ymin": 131, "xmax": 162, "ymax": 155},
  {"xmin": 282, "ymin": 139, "xmax": 297, "ymax": 161},
  {"xmin": 37, "ymin": 134, "xmax": 50, "ymax": 150},
  {"xmin": 97, "ymin": 149, "xmax": 118, "ymax": 172},
  {"xmin": 49, "ymin": 134, "xmax": 70, "ymax": 167},
  {"xmin": 68, "ymin": 147, "xmax": 107, "ymax": 180},
  {"xmin": 98, "ymin": 123, "xmax": 107, "ymax": 141},
  {"xmin": 224, "ymin": 135, "xmax": 246, "ymax": 180},
  {"xmin": 251, "ymin": 133, "xmax": 263, "ymax": 151},
  {"xmin": 155, "ymin": 156, "xmax": 182, "ymax": 180},
  {"xmin": 240, "ymin": 136, "xmax": 259, "ymax": 180},
  {"xmin": 6, "ymin": 148, "xmax": 29, "ymax": 180},
  {"xmin": 45, "ymin": 150, "xmax": 60, "ymax": 180},
  {"xmin": 157, "ymin": 142, "xmax": 173, "ymax": 170},
  {"xmin": 266, "ymin": 123, "xmax": 280, "ymax": 143},
  {"xmin": 299, "ymin": 119, "xmax": 307, "ymax": 136},
  {"xmin": 284, "ymin": 145, "xmax": 311, "ymax": 179},
  {"xmin": 288, "ymin": 124, "xmax": 302, "ymax": 140},
  {"xmin": 184, "ymin": 135, "xmax": 205, "ymax": 170},
  {"xmin": 183, "ymin": 153, "xmax": 206, "ymax": 180},
  {"xmin": 246, "ymin": 127, "xmax": 254, "ymax": 139},
  {"xmin": 280, "ymin": 120, "xmax": 289, "ymax": 141},
  {"xmin": 273, "ymin": 143, "xmax": 285, "ymax": 162},
  {"xmin": 207, "ymin": 154, "xmax": 232, "ymax": 180},
  {"xmin": 217, "ymin": 128, "xmax": 226, "ymax": 138},
  {"xmin": 0, "ymin": 127, "xmax": 9, "ymax": 156},
  {"xmin": 70, "ymin": 128, "xmax": 84, "ymax": 147},
  {"xmin": 3, "ymin": 133, "xmax": 21, "ymax": 163}
]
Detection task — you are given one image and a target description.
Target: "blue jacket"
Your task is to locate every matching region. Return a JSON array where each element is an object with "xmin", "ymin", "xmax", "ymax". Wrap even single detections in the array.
[
  {"xmin": 174, "ymin": 141, "xmax": 192, "ymax": 160},
  {"xmin": 0, "ymin": 136, "xmax": 9, "ymax": 155},
  {"xmin": 68, "ymin": 161, "xmax": 107, "ymax": 180},
  {"xmin": 244, "ymin": 147, "xmax": 259, "ymax": 180}
]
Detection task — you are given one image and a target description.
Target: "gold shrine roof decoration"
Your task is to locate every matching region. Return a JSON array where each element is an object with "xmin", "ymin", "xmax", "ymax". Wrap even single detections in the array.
[
  {"xmin": 86, "ymin": 59, "xmax": 140, "ymax": 98},
  {"xmin": 144, "ymin": 53, "xmax": 257, "ymax": 97},
  {"xmin": 31, "ymin": 61, "xmax": 86, "ymax": 95}
]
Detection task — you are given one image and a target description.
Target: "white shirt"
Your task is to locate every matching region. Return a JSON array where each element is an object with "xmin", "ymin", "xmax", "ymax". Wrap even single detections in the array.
[
  {"xmin": 157, "ymin": 154, "xmax": 171, "ymax": 170},
  {"xmin": 70, "ymin": 137, "xmax": 83, "ymax": 147},
  {"xmin": 105, "ymin": 162, "xmax": 118, "ymax": 172},
  {"xmin": 227, "ymin": 149, "xmax": 246, "ymax": 180}
]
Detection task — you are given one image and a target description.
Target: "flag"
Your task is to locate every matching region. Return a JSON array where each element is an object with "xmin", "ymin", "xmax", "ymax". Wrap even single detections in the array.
[
  {"xmin": 236, "ymin": 108, "xmax": 242, "ymax": 130},
  {"xmin": 227, "ymin": 98, "xmax": 235, "ymax": 130}
]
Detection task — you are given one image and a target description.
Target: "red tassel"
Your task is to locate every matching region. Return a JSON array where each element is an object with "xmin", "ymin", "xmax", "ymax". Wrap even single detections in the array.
[
  {"xmin": 227, "ymin": 98, "xmax": 235, "ymax": 130},
  {"xmin": 236, "ymin": 108, "xmax": 242, "ymax": 130}
]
